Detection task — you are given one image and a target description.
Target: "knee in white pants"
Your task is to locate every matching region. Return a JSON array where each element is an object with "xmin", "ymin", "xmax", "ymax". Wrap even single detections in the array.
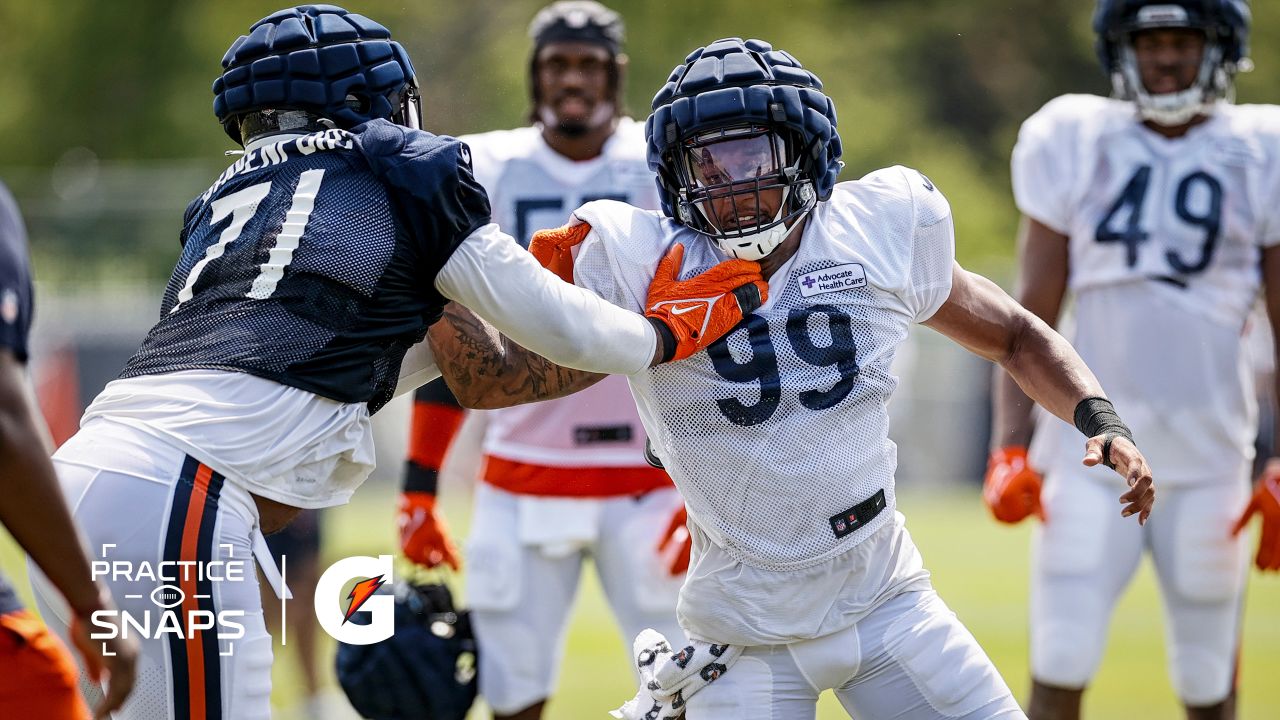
[
  {"xmin": 1031, "ymin": 618, "xmax": 1102, "ymax": 689},
  {"xmin": 882, "ymin": 594, "xmax": 1014, "ymax": 717},
  {"xmin": 473, "ymin": 618, "xmax": 549, "ymax": 716},
  {"xmin": 1170, "ymin": 645, "xmax": 1233, "ymax": 707}
]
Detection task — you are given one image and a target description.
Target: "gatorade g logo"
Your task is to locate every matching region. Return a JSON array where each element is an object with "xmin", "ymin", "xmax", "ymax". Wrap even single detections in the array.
[{"xmin": 314, "ymin": 555, "xmax": 394, "ymax": 645}]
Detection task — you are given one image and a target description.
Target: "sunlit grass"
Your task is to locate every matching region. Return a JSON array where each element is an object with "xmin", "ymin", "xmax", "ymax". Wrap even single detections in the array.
[{"xmin": 4, "ymin": 484, "xmax": 1277, "ymax": 719}]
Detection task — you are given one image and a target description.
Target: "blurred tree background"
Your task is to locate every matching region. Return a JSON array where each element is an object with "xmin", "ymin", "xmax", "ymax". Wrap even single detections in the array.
[
  {"xmin": 2, "ymin": 8, "xmax": 1279, "ymax": 716},
  {"xmin": 0, "ymin": 0, "xmax": 1276, "ymax": 286}
]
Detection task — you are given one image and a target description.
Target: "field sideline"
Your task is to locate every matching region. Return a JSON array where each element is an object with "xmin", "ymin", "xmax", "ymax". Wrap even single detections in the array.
[{"xmin": 4, "ymin": 484, "xmax": 1277, "ymax": 719}]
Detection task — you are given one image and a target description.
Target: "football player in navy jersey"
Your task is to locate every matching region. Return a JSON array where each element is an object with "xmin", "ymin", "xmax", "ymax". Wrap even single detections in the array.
[
  {"xmin": 27, "ymin": 6, "xmax": 764, "ymax": 719},
  {"xmin": 0, "ymin": 181, "xmax": 138, "ymax": 718}
]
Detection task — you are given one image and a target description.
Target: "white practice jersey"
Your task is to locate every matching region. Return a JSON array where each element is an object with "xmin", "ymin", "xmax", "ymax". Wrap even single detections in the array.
[
  {"xmin": 572, "ymin": 165, "xmax": 955, "ymax": 572},
  {"xmin": 1014, "ymin": 95, "xmax": 1280, "ymax": 485},
  {"xmin": 461, "ymin": 120, "xmax": 662, "ymax": 469}
]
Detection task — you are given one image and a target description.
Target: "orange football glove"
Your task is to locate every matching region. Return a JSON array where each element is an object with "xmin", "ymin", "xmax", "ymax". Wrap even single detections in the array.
[
  {"xmin": 983, "ymin": 446, "xmax": 1045, "ymax": 524},
  {"xmin": 529, "ymin": 221, "xmax": 592, "ymax": 283},
  {"xmin": 1232, "ymin": 464, "xmax": 1280, "ymax": 571},
  {"xmin": 645, "ymin": 244, "xmax": 766, "ymax": 362},
  {"xmin": 656, "ymin": 505, "xmax": 691, "ymax": 576},
  {"xmin": 397, "ymin": 491, "xmax": 461, "ymax": 570}
]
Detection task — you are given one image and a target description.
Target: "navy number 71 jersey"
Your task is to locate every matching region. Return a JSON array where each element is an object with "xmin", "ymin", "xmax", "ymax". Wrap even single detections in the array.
[{"xmin": 121, "ymin": 121, "xmax": 490, "ymax": 412}]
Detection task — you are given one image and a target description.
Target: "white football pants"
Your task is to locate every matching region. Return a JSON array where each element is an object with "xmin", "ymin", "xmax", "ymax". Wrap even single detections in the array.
[
  {"xmin": 30, "ymin": 420, "xmax": 275, "ymax": 720},
  {"xmin": 684, "ymin": 588, "xmax": 1026, "ymax": 719},
  {"xmin": 465, "ymin": 482, "xmax": 685, "ymax": 715},
  {"xmin": 1031, "ymin": 470, "xmax": 1249, "ymax": 706}
]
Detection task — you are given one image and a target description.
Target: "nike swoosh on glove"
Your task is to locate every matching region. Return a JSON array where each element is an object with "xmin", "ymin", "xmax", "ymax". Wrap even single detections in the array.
[{"xmin": 645, "ymin": 244, "xmax": 767, "ymax": 362}]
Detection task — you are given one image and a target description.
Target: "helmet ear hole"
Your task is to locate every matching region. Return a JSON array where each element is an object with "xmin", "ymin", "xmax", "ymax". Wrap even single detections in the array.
[
  {"xmin": 345, "ymin": 94, "xmax": 371, "ymax": 114},
  {"xmin": 798, "ymin": 183, "xmax": 815, "ymax": 205}
]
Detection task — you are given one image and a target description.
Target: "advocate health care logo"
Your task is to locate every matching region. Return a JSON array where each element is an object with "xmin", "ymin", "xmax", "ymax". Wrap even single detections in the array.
[{"xmin": 89, "ymin": 549, "xmax": 396, "ymax": 655}]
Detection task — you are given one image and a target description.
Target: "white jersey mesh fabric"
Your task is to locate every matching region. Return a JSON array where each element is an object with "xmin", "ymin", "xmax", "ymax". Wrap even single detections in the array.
[
  {"xmin": 457, "ymin": 119, "xmax": 662, "ymax": 470},
  {"xmin": 573, "ymin": 166, "xmax": 954, "ymax": 571},
  {"xmin": 1014, "ymin": 95, "xmax": 1280, "ymax": 484}
]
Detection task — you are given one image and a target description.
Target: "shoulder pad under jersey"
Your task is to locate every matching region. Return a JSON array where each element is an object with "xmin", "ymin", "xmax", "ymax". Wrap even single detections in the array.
[{"xmin": 352, "ymin": 119, "xmax": 492, "ymax": 255}]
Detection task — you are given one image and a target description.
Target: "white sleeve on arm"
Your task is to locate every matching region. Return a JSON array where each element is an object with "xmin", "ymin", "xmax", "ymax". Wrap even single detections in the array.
[
  {"xmin": 434, "ymin": 223, "xmax": 657, "ymax": 376},
  {"xmin": 906, "ymin": 172, "xmax": 956, "ymax": 322},
  {"xmin": 1011, "ymin": 98, "xmax": 1078, "ymax": 235}
]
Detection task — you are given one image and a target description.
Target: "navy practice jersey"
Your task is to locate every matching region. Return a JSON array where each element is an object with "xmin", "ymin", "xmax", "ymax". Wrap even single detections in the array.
[
  {"xmin": 0, "ymin": 180, "xmax": 35, "ymax": 614},
  {"xmin": 120, "ymin": 121, "xmax": 490, "ymax": 412}
]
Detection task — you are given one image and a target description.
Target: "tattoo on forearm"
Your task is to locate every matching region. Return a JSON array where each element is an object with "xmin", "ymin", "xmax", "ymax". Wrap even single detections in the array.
[{"xmin": 429, "ymin": 303, "xmax": 605, "ymax": 407}]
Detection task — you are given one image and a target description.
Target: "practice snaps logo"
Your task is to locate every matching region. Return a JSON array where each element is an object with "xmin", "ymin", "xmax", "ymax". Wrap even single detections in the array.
[
  {"xmin": 89, "ymin": 544, "xmax": 247, "ymax": 656},
  {"xmin": 314, "ymin": 554, "xmax": 395, "ymax": 645}
]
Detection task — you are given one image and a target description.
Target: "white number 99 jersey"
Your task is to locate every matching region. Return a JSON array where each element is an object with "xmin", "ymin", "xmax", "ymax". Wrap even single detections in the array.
[
  {"xmin": 1014, "ymin": 94, "xmax": 1280, "ymax": 484},
  {"xmin": 571, "ymin": 166, "xmax": 954, "ymax": 571}
]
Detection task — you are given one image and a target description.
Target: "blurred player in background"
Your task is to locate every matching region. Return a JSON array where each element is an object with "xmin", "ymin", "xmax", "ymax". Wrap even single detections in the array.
[
  {"xmin": 430, "ymin": 37, "xmax": 1157, "ymax": 719},
  {"xmin": 260, "ymin": 510, "xmax": 326, "ymax": 718},
  {"xmin": 25, "ymin": 5, "xmax": 763, "ymax": 718},
  {"xmin": 397, "ymin": 4, "xmax": 687, "ymax": 718},
  {"xmin": 0, "ymin": 181, "xmax": 138, "ymax": 718},
  {"xmin": 987, "ymin": 1, "xmax": 1279, "ymax": 718}
]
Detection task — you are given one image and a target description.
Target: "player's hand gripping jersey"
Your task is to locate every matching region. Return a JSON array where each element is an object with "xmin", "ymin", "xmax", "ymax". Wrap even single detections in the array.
[
  {"xmin": 459, "ymin": 120, "xmax": 668, "ymax": 485},
  {"xmin": 88, "ymin": 121, "xmax": 670, "ymax": 509},
  {"xmin": 571, "ymin": 165, "xmax": 953, "ymax": 576},
  {"xmin": 1014, "ymin": 95, "xmax": 1280, "ymax": 484}
]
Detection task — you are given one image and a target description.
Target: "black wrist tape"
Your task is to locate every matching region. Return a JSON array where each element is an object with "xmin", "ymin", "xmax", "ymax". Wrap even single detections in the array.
[
  {"xmin": 1073, "ymin": 396, "xmax": 1134, "ymax": 469},
  {"xmin": 403, "ymin": 463, "xmax": 439, "ymax": 495},
  {"xmin": 649, "ymin": 317, "xmax": 676, "ymax": 363}
]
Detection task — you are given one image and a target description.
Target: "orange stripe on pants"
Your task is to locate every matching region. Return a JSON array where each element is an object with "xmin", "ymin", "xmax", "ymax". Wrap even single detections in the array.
[{"xmin": 179, "ymin": 463, "xmax": 214, "ymax": 720}]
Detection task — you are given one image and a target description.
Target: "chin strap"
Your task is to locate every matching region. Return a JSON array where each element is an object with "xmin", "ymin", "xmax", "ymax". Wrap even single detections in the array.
[
  {"xmin": 707, "ymin": 183, "xmax": 815, "ymax": 261},
  {"xmin": 1116, "ymin": 43, "xmax": 1227, "ymax": 128},
  {"xmin": 715, "ymin": 209, "xmax": 806, "ymax": 261}
]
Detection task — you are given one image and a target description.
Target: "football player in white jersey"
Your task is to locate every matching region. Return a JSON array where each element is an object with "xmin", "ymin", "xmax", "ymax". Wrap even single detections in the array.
[
  {"xmin": 427, "ymin": 37, "xmax": 1157, "ymax": 720},
  {"xmin": 25, "ymin": 7, "xmax": 766, "ymax": 719},
  {"xmin": 986, "ymin": 1, "xmax": 1280, "ymax": 718},
  {"xmin": 396, "ymin": 4, "xmax": 687, "ymax": 719}
]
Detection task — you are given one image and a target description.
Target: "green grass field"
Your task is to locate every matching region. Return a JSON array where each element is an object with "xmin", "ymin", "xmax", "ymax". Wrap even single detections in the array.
[{"xmin": 4, "ymin": 485, "xmax": 1278, "ymax": 719}]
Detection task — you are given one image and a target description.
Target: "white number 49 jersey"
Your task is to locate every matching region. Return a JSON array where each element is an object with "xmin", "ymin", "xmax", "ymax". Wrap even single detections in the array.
[
  {"xmin": 570, "ymin": 166, "xmax": 954, "ymax": 571},
  {"xmin": 1014, "ymin": 94, "xmax": 1280, "ymax": 484}
]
